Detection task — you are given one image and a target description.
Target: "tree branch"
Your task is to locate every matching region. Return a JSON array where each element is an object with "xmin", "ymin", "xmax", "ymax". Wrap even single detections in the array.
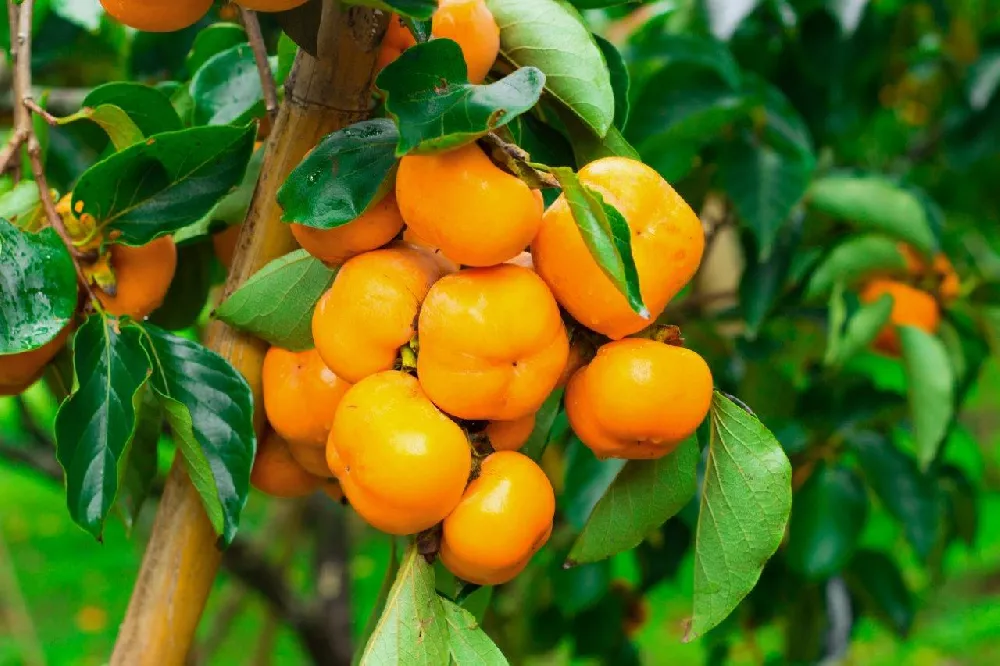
[{"xmin": 239, "ymin": 7, "xmax": 280, "ymax": 124}]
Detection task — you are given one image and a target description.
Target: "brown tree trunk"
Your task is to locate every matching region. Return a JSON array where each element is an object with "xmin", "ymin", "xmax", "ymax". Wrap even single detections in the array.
[{"xmin": 110, "ymin": 5, "xmax": 389, "ymax": 665}]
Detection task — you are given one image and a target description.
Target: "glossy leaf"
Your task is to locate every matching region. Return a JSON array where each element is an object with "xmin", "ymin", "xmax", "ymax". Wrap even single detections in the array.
[
  {"xmin": 191, "ymin": 43, "xmax": 264, "ymax": 127},
  {"xmin": 568, "ymin": 437, "xmax": 698, "ymax": 565},
  {"xmin": 688, "ymin": 392, "xmax": 792, "ymax": 640},
  {"xmin": 704, "ymin": 0, "xmax": 761, "ymax": 40},
  {"xmin": 850, "ymin": 431, "xmax": 942, "ymax": 560},
  {"xmin": 0, "ymin": 220, "xmax": 77, "ymax": 355},
  {"xmin": 187, "ymin": 23, "xmax": 247, "ymax": 73},
  {"xmin": 72, "ymin": 124, "xmax": 256, "ymax": 245},
  {"xmin": 81, "ymin": 82, "xmax": 183, "ymax": 137},
  {"xmin": 593, "ymin": 34, "xmax": 629, "ymax": 130},
  {"xmin": 807, "ymin": 176, "xmax": 936, "ymax": 254},
  {"xmin": 378, "ymin": 39, "xmax": 544, "ymax": 156},
  {"xmin": 551, "ymin": 167, "xmax": 647, "ymax": 317},
  {"xmin": 805, "ymin": 234, "xmax": 907, "ymax": 301},
  {"xmin": 845, "ymin": 550, "xmax": 913, "ymax": 637},
  {"xmin": 825, "ymin": 292, "xmax": 893, "ymax": 367},
  {"xmin": 441, "ymin": 599, "xmax": 508, "ymax": 665},
  {"xmin": 55, "ymin": 316, "xmax": 152, "ymax": 539},
  {"xmin": 786, "ymin": 464, "xmax": 868, "ymax": 579},
  {"xmin": 486, "ymin": 0, "xmax": 615, "ymax": 137},
  {"xmin": 279, "ymin": 119, "xmax": 399, "ymax": 229},
  {"xmin": 139, "ymin": 325, "xmax": 256, "ymax": 546},
  {"xmin": 215, "ymin": 250, "xmax": 338, "ymax": 352},
  {"xmin": 899, "ymin": 326, "xmax": 955, "ymax": 471},
  {"xmin": 359, "ymin": 545, "xmax": 449, "ymax": 665}
]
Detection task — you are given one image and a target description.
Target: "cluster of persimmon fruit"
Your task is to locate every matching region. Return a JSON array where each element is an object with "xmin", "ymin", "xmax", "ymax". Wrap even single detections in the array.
[
  {"xmin": 860, "ymin": 244, "xmax": 960, "ymax": 356},
  {"xmin": 98, "ymin": 0, "xmax": 311, "ymax": 33}
]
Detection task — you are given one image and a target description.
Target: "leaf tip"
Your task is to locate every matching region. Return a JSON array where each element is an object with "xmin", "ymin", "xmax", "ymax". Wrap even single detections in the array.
[{"xmin": 562, "ymin": 558, "xmax": 577, "ymax": 570}]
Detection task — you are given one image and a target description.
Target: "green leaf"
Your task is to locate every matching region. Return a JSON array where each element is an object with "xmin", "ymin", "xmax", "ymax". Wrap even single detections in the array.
[
  {"xmin": 704, "ymin": 0, "xmax": 761, "ymax": 40},
  {"xmin": 0, "ymin": 220, "xmax": 77, "ymax": 355},
  {"xmin": 807, "ymin": 175, "xmax": 936, "ymax": 254},
  {"xmin": 825, "ymin": 292, "xmax": 893, "ymax": 367},
  {"xmin": 940, "ymin": 465, "xmax": 977, "ymax": 547},
  {"xmin": 279, "ymin": 119, "xmax": 399, "ymax": 229},
  {"xmin": 72, "ymin": 124, "xmax": 256, "ymax": 245},
  {"xmin": 568, "ymin": 437, "xmax": 698, "ymax": 565},
  {"xmin": 378, "ymin": 39, "xmax": 544, "ymax": 156},
  {"xmin": 82, "ymin": 82, "xmax": 184, "ymax": 138},
  {"xmin": 628, "ymin": 33, "xmax": 742, "ymax": 93},
  {"xmin": 359, "ymin": 545, "xmax": 449, "ymax": 666},
  {"xmin": 276, "ymin": 32, "xmax": 297, "ymax": 85},
  {"xmin": 688, "ymin": 392, "xmax": 792, "ymax": 641},
  {"xmin": 353, "ymin": 539, "xmax": 400, "ymax": 666},
  {"xmin": 345, "ymin": 0, "xmax": 437, "ymax": 19},
  {"xmin": 191, "ymin": 43, "xmax": 265, "ymax": 127},
  {"xmin": 139, "ymin": 325, "xmax": 256, "ymax": 546},
  {"xmin": 786, "ymin": 464, "xmax": 868, "ymax": 579},
  {"xmin": 215, "ymin": 250, "xmax": 337, "ymax": 352},
  {"xmin": 187, "ymin": 23, "xmax": 248, "ymax": 73},
  {"xmin": 719, "ymin": 136, "xmax": 813, "ymax": 260},
  {"xmin": 115, "ymin": 387, "xmax": 162, "ymax": 534},
  {"xmin": 486, "ymin": 0, "xmax": 615, "ymax": 137},
  {"xmin": 551, "ymin": 167, "xmax": 647, "ymax": 317},
  {"xmin": 738, "ymin": 216, "xmax": 802, "ymax": 337},
  {"xmin": 593, "ymin": 34, "xmax": 629, "ymax": 131},
  {"xmin": 557, "ymin": 107, "xmax": 641, "ymax": 166},
  {"xmin": 899, "ymin": 326, "xmax": 955, "ymax": 471},
  {"xmin": 55, "ymin": 315, "xmax": 151, "ymax": 539},
  {"xmin": 850, "ymin": 431, "xmax": 942, "ymax": 560},
  {"xmin": 51, "ymin": 0, "xmax": 104, "ymax": 32},
  {"xmin": 828, "ymin": 0, "xmax": 871, "ymax": 36},
  {"xmin": 562, "ymin": 437, "xmax": 626, "ymax": 531},
  {"xmin": 0, "ymin": 181, "xmax": 41, "ymax": 225},
  {"xmin": 441, "ymin": 599, "xmax": 508, "ymax": 665},
  {"xmin": 68, "ymin": 105, "xmax": 145, "ymax": 151},
  {"xmin": 804, "ymin": 234, "xmax": 907, "ymax": 301},
  {"xmin": 521, "ymin": 388, "xmax": 565, "ymax": 461},
  {"xmin": 845, "ymin": 550, "xmax": 913, "ymax": 637},
  {"xmin": 148, "ymin": 242, "xmax": 215, "ymax": 331}
]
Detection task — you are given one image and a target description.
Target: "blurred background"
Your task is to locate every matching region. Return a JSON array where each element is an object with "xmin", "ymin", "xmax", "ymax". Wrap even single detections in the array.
[{"xmin": 3, "ymin": 0, "xmax": 1000, "ymax": 664}]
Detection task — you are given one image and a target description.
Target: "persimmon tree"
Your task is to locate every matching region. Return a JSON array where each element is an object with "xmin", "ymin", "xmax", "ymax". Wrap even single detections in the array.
[{"xmin": 1, "ymin": 0, "xmax": 997, "ymax": 664}]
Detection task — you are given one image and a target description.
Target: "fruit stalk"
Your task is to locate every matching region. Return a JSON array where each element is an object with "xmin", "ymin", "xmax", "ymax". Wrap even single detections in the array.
[{"xmin": 109, "ymin": 5, "xmax": 389, "ymax": 665}]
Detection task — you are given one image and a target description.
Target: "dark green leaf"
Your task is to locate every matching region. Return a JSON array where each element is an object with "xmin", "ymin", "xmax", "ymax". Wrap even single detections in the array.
[
  {"xmin": 568, "ymin": 437, "xmax": 698, "ymax": 565},
  {"xmin": 593, "ymin": 34, "xmax": 629, "ymax": 131},
  {"xmin": 115, "ymin": 387, "xmax": 162, "ymax": 534},
  {"xmin": 845, "ymin": 550, "xmax": 913, "ymax": 637},
  {"xmin": 719, "ymin": 136, "xmax": 813, "ymax": 260},
  {"xmin": 557, "ymin": 107, "xmax": 641, "ymax": 166},
  {"xmin": 940, "ymin": 466, "xmax": 977, "ymax": 547},
  {"xmin": 786, "ymin": 464, "xmax": 868, "ymax": 579},
  {"xmin": 899, "ymin": 326, "xmax": 954, "ymax": 471},
  {"xmin": 628, "ymin": 32, "xmax": 741, "ymax": 92},
  {"xmin": 688, "ymin": 392, "xmax": 792, "ymax": 641},
  {"xmin": 704, "ymin": 0, "xmax": 761, "ymax": 40},
  {"xmin": 486, "ymin": 0, "xmax": 615, "ymax": 137},
  {"xmin": 353, "ymin": 539, "xmax": 400, "ymax": 666},
  {"xmin": 279, "ymin": 119, "xmax": 399, "ymax": 229},
  {"xmin": 215, "ymin": 250, "xmax": 337, "ymax": 352},
  {"xmin": 139, "ymin": 325, "xmax": 256, "ymax": 546},
  {"xmin": 441, "ymin": 598, "xmax": 508, "ymax": 665},
  {"xmin": 0, "ymin": 219, "xmax": 77, "ymax": 355},
  {"xmin": 738, "ymin": 213, "xmax": 802, "ymax": 337},
  {"xmin": 521, "ymin": 388, "xmax": 565, "ymax": 461},
  {"xmin": 850, "ymin": 431, "xmax": 942, "ymax": 560},
  {"xmin": 359, "ymin": 545, "xmax": 449, "ymax": 665},
  {"xmin": 825, "ymin": 292, "xmax": 893, "ymax": 367},
  {"xmin": 804, "ymin": 234, "xmax": 907, "ymax": 301},
  {"xmin": 551, "ymin": 167, "xmax": 647, "ymax": 317},
  {"xmin": 55, "ymin": 315, "xmax": 152, "ymax": 539},
  {"xmin": 378, "ymin": 39, "xmax": 544, "ymax": 156},
  {"xmin": 562, "ymin": 437, "xmax": 626, "ymax": 531},
  {"xmin": 553, "ymin": 559, "xmax": 610, "ymax": 615},
  {"xmin": 82, "ymin": 82, "xmax": 183, "ymax": 137},
  {"xmin": 346, "ymin": 0, "xmax": 437, "ymax": 19},
  {"xmin": 187, "ymin": 23, "xmax": 247, "ymax": 73},
  {"xmin": 807, "ymin": 176, "xmax": 936, "ymax": 254},
  {"xmin": 72, "ymin": 124, "xmax": 256, "ymax": 245},
  {"xmin": 148, "ymin": 242, "xmax": 215, "ymax": 331},
  {"xmin": 191, "ymin": 43, "xmax": 265, "ymax": 127}
]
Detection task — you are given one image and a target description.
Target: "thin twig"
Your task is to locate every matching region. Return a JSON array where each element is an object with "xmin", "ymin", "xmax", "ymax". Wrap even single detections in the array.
[
  {"xmin": 239, "ymin": 7, "xmax": 280, "ymax": 124},
  {"xmin": 23, "ymin": 97, "xmax": 59, "ymax": 126},
  {"xmin": 0, "ymin": 1, "xmax": 27, "ymax": 176}
]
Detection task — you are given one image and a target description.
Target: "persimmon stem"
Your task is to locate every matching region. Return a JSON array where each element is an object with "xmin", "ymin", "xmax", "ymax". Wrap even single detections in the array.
[
  {"xmin": 23, "ymin": 97, "xmax": 59, "ymax": 126},
  {"xmin": 239, "ymin": 6, "xmax": 280, "ymax": 124}
]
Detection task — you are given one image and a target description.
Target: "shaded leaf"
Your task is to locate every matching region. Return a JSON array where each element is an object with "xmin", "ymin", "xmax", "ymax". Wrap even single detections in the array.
[
  {"xmin": 148, "ymin": 242, "xmax": 215, "ymax": 331},
  {"xmin": 593, "ymin": 34, "xmax": 630, "ymax": 131},
  {"xmin": 899, "ymin": 326, "xmax": 954, "ymax": 471},
  {"xmin": 216, "ymin": 250, "xmax": 338, "ymax": 351},
  {"xmin": 805, "ymin": 234, "xmax": 907, "ymax": 301},
  {"xmin": 81, "ymin": 82, "xmax": 183, "ymax": 138},
  {"xmin": 441, "ymin": 598, "xmax": 508, "ymax": 665},
  {"xmin": 347, "ymin": 0, "xmax": 437, "ymax": 19},
  {"xmin": 704, "ymin": 0, "xmax": 761, "ymax": 40},
  {"xmin": 825, "ymin": 292, "xmax": 893, "ymax": 367},
  {"xmin": 279, "ymin": 119, "xmax": 399, "ymax": 229},
  {"xmin": 0, "ymin": 182, "xmax": 41, "ymax": 225},
  {"xmin": 353, "ymin": 539, "xmax": 400, "ymax": 666},
  {"xmin": 967, "ymin": 49, "xmax": 1000, "ymax": 111},
  {"xmin": 115, "ymin": 386, "xmax": 162, "ymax": 534},
  {"xmin": 562, "ymin": 436, "xmax": 626, "ymax": 531},
  {"xmin": 828, "ymin": 0, "xmax": 870, "ymax": 35},
  {"xmin": 521, "ymin": 388, "xmax": 565, "ymax": 461},
  {"xmin": 378, "ymin": 39, "xmax": 544, "ymax": 156},
  {"xmin": 688, "ymin": 392, "xmax": 792, "ymax": 640},
  {"xmin": 191, "ymin": 43, "xmax": 265, "ymax": 127},
  {"xmin": 187, "ymin": 22, "xmax": 247, "ymax": 73},
  {"xmin": 845, "ymin": 550, "xmax": 913, "ymax": 637}
]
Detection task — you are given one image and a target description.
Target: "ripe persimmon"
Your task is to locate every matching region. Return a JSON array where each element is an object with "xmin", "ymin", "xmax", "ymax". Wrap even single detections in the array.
[
  {"xmin": 327, "ymin": 371, "xmax": 471, "ymax": 535},
  {"xmin": 0, "ymin": 325, "xmax": 72, "ymax": 396},
  {"xmin": 486, "ymin": 413, "xmax": 536, "ymax": 452},
  {"xmin": 417, "ymin": 264, "xmax": 569, "ymax": 421},
  {"xmin": 251, "ymin": 432, "xmax": 325, "ymax": 499},
  {"xmin": 396, "ymin": 143, "xmax": 544, "ymax": 267},
  {"xmin": 236, "ymin": 0, "xmax": 309, "ymax": 11},
  {"xmin": 95, "ymin": 237, "xmax": 178, "ymax": 320},
  {"xmin": 566, "ymin": 339, "xmax": 713, "ymax": 460},
  {"xmin": 860, "ymin": 279, "xmax": 941, "ymax": 356},
  {"xmin": 290, "ymin": 194, "xmax": 405, "ymax": 266},
  {"xmin": 100, "ymin": 0, "xmax": 212, "ymax": 32},
  {"xmin": 899, "ymin": 243, "xmax": 960, "ymax": 302},
  {"xmin": 288, "ymin": 441, "xmax": 334, "ymax": 479},
  {"xmin": 212, "ymin": 224, "xmax": 242, "ymax": 271},
  {"xmin": 533, "ymin": 157, "xmax": 704, "ymax": 339},
  {"xmin": 262, "ymin": 347, "xmax": 351, "ymax": 455},
  {"xmin": 312, "ymin": 243, "xmax": 448, "ymax": 383},
  {"xmin": 377, "ymin": 0, "xmax": 500, "ymax": 84},
  {"xmin": 440, "ymin": 451, "xmax": 555, "ymax": 586}
]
